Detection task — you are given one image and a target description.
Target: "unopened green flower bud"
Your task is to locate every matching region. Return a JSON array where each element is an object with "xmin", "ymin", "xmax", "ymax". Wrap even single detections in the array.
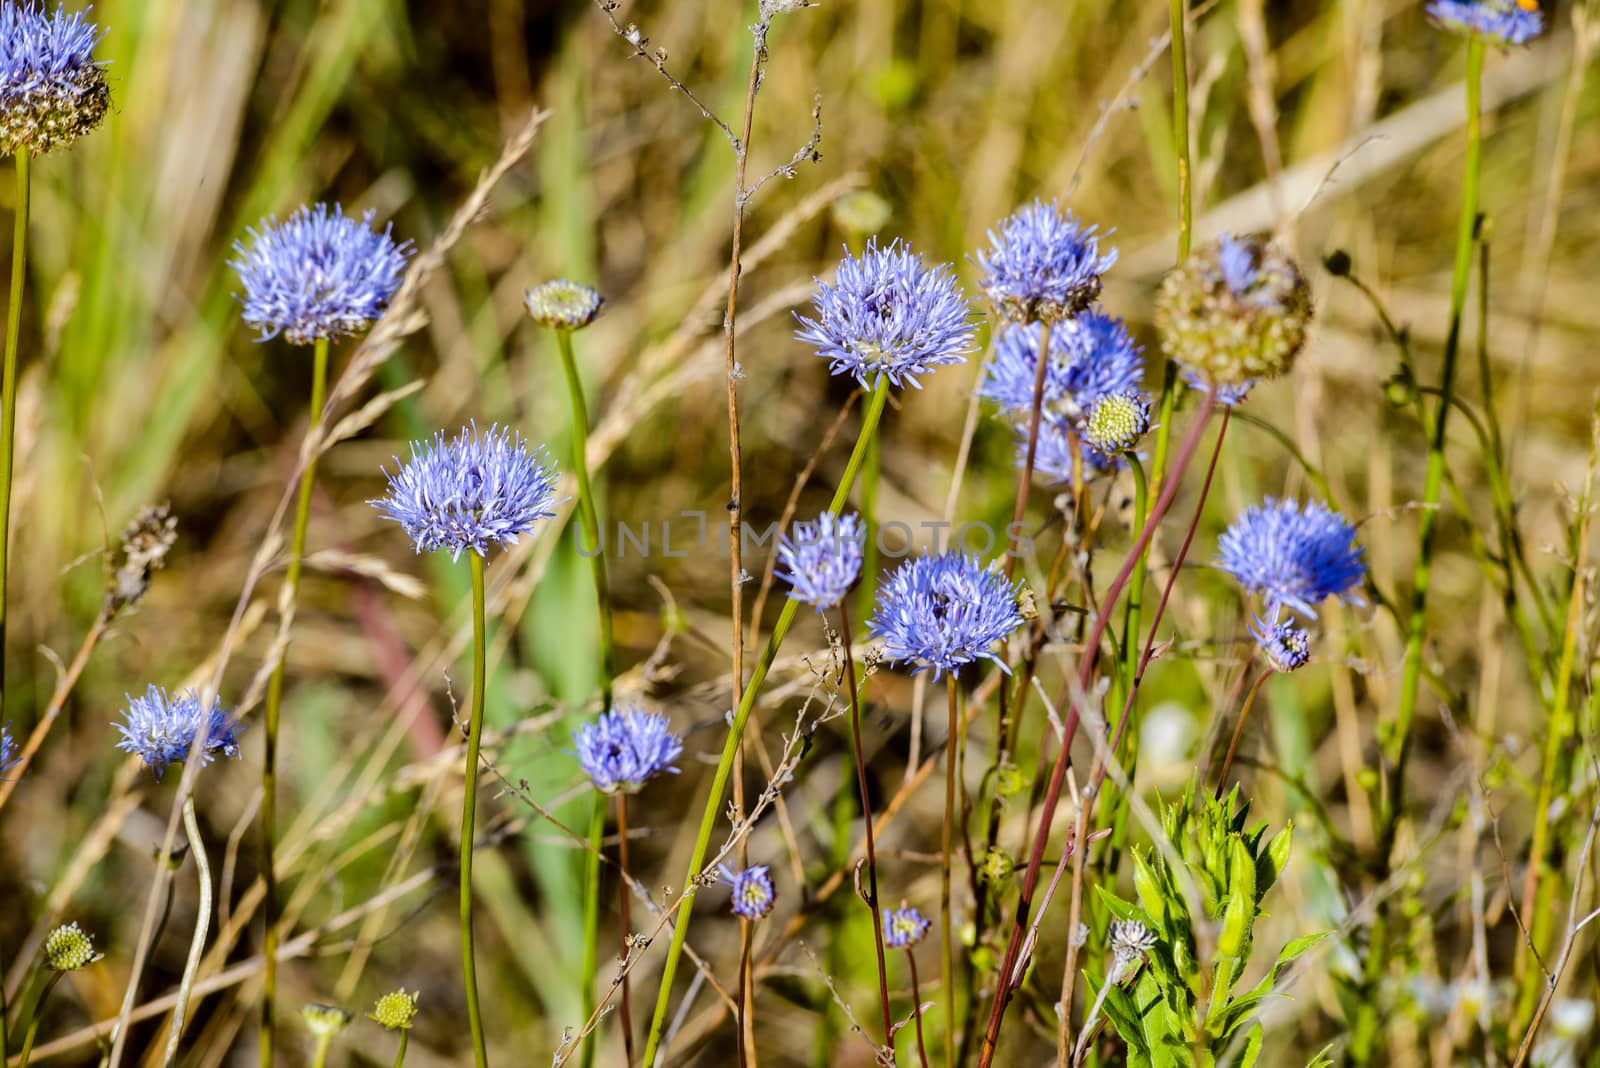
[
  {"xmin": 44, "ymin": 923, "xmax": 98, "ymax": 971},
  {"xmin": 525, "ymin": 279, "xmax": 604, "ymax": 331},
  {"xmin": 1084, "ymin": 390, "xmax": 1151, "ymax": 455},
  {"xmin": 301, "ymin": 1003, "xmax": 352, "ymax": 1038},
  {"xmin": 370, "ymin": 989, "xmax": 419, "ymax": 1030}
]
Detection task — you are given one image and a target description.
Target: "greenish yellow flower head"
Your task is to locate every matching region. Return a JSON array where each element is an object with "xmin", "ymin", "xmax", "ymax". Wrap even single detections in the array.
[
  {"xmin": 301, "ymin": 1003, "xmax": 353, "ymax": 1038},
  {"xmin": 525, "ymin": 279, "xmax": 604, "ymax": 331},
  {"xmin": 44, "ymin": 923, "xmax": 97, "ymax": 971},
  {"xmin": 370, "ymin": 990, "xmax": 419, "ymax": 1031},
  {"xmin": 1084, "ymin": 390, "xmax": 1152, "ymax": 455},
  {"xmin": 1154, "ymin": 233, "xmax": 1312, "ymax": 387}
]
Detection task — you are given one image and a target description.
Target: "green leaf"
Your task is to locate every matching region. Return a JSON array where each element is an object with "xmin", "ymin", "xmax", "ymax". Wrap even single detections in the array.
[{"xmin": 1234, "ymin": 1023, "xmax": 1264, "ymax": 1068}]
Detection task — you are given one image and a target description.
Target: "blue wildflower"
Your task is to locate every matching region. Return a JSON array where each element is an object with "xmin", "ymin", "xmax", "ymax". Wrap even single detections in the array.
[
  {"xmin": 776, "ymin": 511, "xmax": 865, "ymax": 612},
  {"xmin": 1250, "ymin": 616, "xmax": 1312, "ymax": 673},
  {"xmin": 869, "ymin": 551, "xmax": 1025, "ymax": 679},
  {"xmin": 1183, "ymin": 368, "xmax": 1257, "ymax": 408},
  {"xmin": 1021, "ymin": 418, "xmax": 1115, "ymax": 488},
  {"xmin": 1427, "ymin": 0, "xmax": 1543, "ymax": 45},
  {"xmin": 976, "ymin": 200, "xmax": 1118, "ymax": 323},
  {"xmin": 573, "ymin": 706, "xmax": 683, "ymax": 794},
  {"xmin": 883, "ymin": 905, "xmax": 931, "ymax": 949},
  {"xmin": 979, "ymin": 311, "xmax": 1144, "ymax": 423},
  {"xmin": 0, "ymin": 2, "xmax": 107, "ymax": 157},
  {"xmin": 116, "ymin": 686, "xmax": 243, "ymax": 779},
  {"xmin": 372, "ymin": 424, "xmax": 560, "ymax": 561},
  {"xmin": 1, "ymin": 722, "xmax": 18, "ymax": 778},
  {"xmin": 794, "ymin": 240, "xmax": 975, "ymax": 391},
  {"xmin": 721, "ymin": 864, "xmax": 776, "ymax": 920},
  {"xmin": 1217, "ymin": 498, "xmax": 1367, "ymax": 617},
  {"xmin": 232, "ymin": 203, "xmax": 412, "ymax": 346}
]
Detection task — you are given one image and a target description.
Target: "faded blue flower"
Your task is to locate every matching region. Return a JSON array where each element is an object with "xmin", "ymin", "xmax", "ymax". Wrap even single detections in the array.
[
  {"xmin": 794, "ymin": 240, "xmax": 975, "ymax": 390},
  {"xmin": 1427, "ymin": 0, "xmax": 1543, "ymax": 45},
  {"xmin": 232, "ymin": 203, "xmax": 412, "ymax": 346},
  {"xmin": 0, "ymin": 2, "xmax": 108, "ymax": 157},
  {"xmin": 1, "ymin": 722, "xmax": 18, "ymax": 778},
  {"xmin": 116, "ymin": 686, "xmax": 243, "ymax": 779},
  {"xmin": 721, "ymin": 864, "xmax": 776, "ymax": 920},
  {"xmin": 977, "ymin": 200, "xmax": 1118, "ymax": 323},
  {"xmin": 776, "ymin": 511, "xmax": 865, "ymax": 612},
  {"xmin": 1183, "ymin": 368, "xmax": 1257, "ymax": 408},
  {"xmin": 372, "ymin": 423, "xmax": 560, "ymax": 561},
  {"xmin": 883, "ymin": 906, "xmax": 931, "ymax": 949},
  {"xmin": 573, "ymin": 706, "xmax": 683, "ymax": 794},
  {"xmin": 979, "ymin": 311, "xmax": 1144, "ymax": 423},
  {"xmin": 869, "ymin": 551, "xmax": 1024, "ymax": 679},
  {"xmin": 1250, "ymin": 616, "xmax": 1311, "ymax": 673},
  {"xmin": 1217, "ymin": 498, "xmax": 1367, "ymax": 617}
]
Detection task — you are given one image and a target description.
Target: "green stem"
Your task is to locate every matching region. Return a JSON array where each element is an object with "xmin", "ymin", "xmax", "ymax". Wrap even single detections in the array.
[
  {"xmin": 853, "ymin": 424, "xmax": 880, "ymax": 622},
  {"xmin": 553, "ymin": 329, "xmax": 615, "ymax": 711},
  {"xmin": 310, "ymin": 1035, "xmax": 333, "ymax": 1068},
  {"xmin": 640, "ymin": 377, "xmax": 891, "ymax": 1067},
  {"xmin": 0, "ymin": 150, "xmax": 29, "ymax": 716},
  {"xmin": 578, "ymin": 790, "xmax": 605, "ymax": 1068},
  {"xmin": 391, "ymin": 1031, "xmax": 409, "ymax": 1068},
  {"xmin": 15, "ymin": 972, "xmax": 60, "ymax": 1068},
  {"xmin": 941, "ymin": 673, "xmax": 960, "ymax": 1068},
  {"xmin": 165, "ymin": 798, "xmax": 212, "ymax": 1068},
  {"xmin": 462, "ymin": 552, "xmax": 490, "ymax": 1068},
  {"xmin": 260, "ymin": 334, "xmax": 329, "ymax": 1067}
]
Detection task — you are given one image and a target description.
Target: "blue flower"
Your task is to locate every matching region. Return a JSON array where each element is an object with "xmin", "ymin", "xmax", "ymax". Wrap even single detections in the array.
[
  {"xmin": 883, "ymin": 905, "xmax": 931, "ymax": 949},
  {"xmin": 1183, "ymin": 368, "xmax": 1257, "ymax": 408},
  {"xmin": 869, "ymin": 551, "xmax": 1024, "ymax": 679},
  {"xmin": 976, "ymin": 200, "xmax": 1118, "ymax": 323},
  {"xmin": 979, "ymin": 311, "xmax": 1145, "ymax": 423},
  {"xmin": 232, "ymin": 203, "xmax": 412, "ymax": 346},
  {"xmin": 1217, "ymin": 498, "xmax": 1367, "ymax": 617},
  {"xmin": 794, "ymin": 240, "xmax": 975, "ymax": 391},
  {"xmin": 1250, "ymin": 616, "xmax": 1311, "ymax": 673},
  {"xmin": 116, "ymin": 686, "xmax": 243, "ymax": 779},
  {"xmin": 0, "ymin": 3, "xmax": 108, "ymax": 157},
  {"xmin": 1, "ymin": 722, "xmax": 18, "ymax": 779},
  {"xmin": 1427, "ymin": 0, "xmax": 1543, "ymax": 45},
  {"xmin": 721, "ymin": 864, "xmax": 776, "ymax": 920},
  {"xmin": 776, "ymin": 511, "xmax": 865, "ymax": 612},
  {"xmin": 372, "ymin": 424, "xmax": 560, "ymax": 561},
  {"xmin": 1021, "ymin": 418, "xmax": 1116, "ymax": 488},
  {"xmin": 573, "ymin": 706, "xmax": 683, "ymax": 794}
]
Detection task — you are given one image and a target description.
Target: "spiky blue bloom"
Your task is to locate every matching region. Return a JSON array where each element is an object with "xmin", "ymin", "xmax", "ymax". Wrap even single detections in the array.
[
  {"xmin": 1250, "ymin": 616, "xmax": 1311, "ymax": 673},
  {"xmin": 116, "ymin": 686, "xmax": 243, "ymax": 779},
  {"xmin": 372, "ymin": 424, "xmax": 560, "ymax": 561},
  {"xmin": 1217, "ymin": 498, "xmax": 1367, "ymax": 617},
  {"xmin": 572, "ymin": 706, "xmax": 683, "ymax": 794},
  {"xmin": 0, "ymin": 3, "xmax": 108, "ymax": 157},
  {"xmin": 794, "ymin": 240, "xmax": 975, "ymax": 391},
  {"xmin": 979, "ymin": 312, "xmax": 1145, "ymax": 422},
  {"xmin": 976, "ymin": 200, "xmax": 1118, "ymax": 323},
  {"xmin": 1184, "ymin": 368, "xmax": 1257, "ymax": 408},
  {"xmin": 869, "ymin": 551, "xmax": 1025, "ymax": 679},
  {"xmin": 883, "ymin": 906, "xmax": 931, "ymax": 949},
  {"xmin": 1427, "ymin": 0, "xmax": 1543, "ymax": 45},
  {"xmin": 721, "ymin": 864, "xmax": 776, "ymax": 920},
  {"xmin": 1, "ymin": 722, "xmax": 18, "ymax": 779},
  {"xmin": 231, "ymin": 203, "xmax": 412, "ymax": 346},
  {"xmin": 776, "ymin": 511, "xmax": 865, "ymax": 612}
]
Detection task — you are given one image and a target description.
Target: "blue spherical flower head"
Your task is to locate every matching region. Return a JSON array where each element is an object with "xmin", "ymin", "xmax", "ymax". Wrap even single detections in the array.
[
  {"xmin": 1, "ymin": 721, "xmax": 18, "ymax": 779},
  {"xmin": 232, "ymin": 203, "xmax": 412, "ymax": 346},
  {"xmin": 1427, "ymin": 0, "xmax": 1543, "ymax": 45},
  {"xmin": 979, "ymin": 311, "xmax": 1144, "ymax": 424},
  {"xmin": 776, "ymin": 511, "xmax": 865, "ymax": 612},
  {"xmin": 1217, "ymin": 498, "xmax": 1367, "ymax": 618},
  {"xmin": 869, "ymin": 551, "xmax": 1025, "ymax": 679},
  {"xmin": 573, "ymin": 706, "xmax": 684, "ymax": 794},
  {"xmin": 977, "ymin": 200, "xmax": 1118, "ymax": 324},
  {"xmin": 0, "ymin": 3, "xmax": 108, "ymax": 157},
  {"xmin": 721, "ymin": 864, "xmax": 776, "ymax": 920},
  {"xmin": 372, "ymin": 423, "xmax": 560, "ymax": 561},
  {"xmin": 116, "ymin": 686, "xmax": 243, "ymax": 779},
  {"xmin": 1250, "ymin": 616, "xmax": 1311, "ymax": 673},
  {"xmin": 794, "ymin": 239, "xmax": 975, "ymax": 391},
  {"xmin": 883, "ymin": 905, "xmax": 931, "ymax": 949}
]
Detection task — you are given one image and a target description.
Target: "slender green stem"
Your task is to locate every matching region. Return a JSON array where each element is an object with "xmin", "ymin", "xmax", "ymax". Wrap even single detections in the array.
[
  {"xmin": 310, "ymin": 1035, "xmax": 333, "ymax": 1068},
  {"xmin": 941, "ymin": 673, "xmax": 960, "ymax": 1068},
  {"xmin": 578, "ymin": 791, "xmax": 605, "ymax": 1068},
  {"xmin": 2, "ymin": 937, "xmax": 10, "ymax": 1064},
  {"xmin": 616, "ymin": 792, "xmax": 635, "ymax": 1067},
  {"xmin": 261, "ymin": 334, "xmax": 329, "ymax": 1067},
  {"xmin": 391, "ymin": 1031, "xmax": 409, "ymax": 1068},
  {"xmin": 553, "ymin": 329, "xmax": 615, "ymax": 710},
  {"xmin": 15, "ymin": 972, "xmax": 60, "ymax": 1068},
  {"xmin": 462, "ymin": 552, "xmax": 490, "ymax": 1068},
  {"xmin": 1169, "ymin": 0, "xmax": 1191, "ymax": 263},
  {"xmin": 0, "ymin": 149, "xmax": 29, "ymax": 716},
  {"xmin": 640, "ymin": 378, "xmax": 891, "ymax": 1067},
  {"xmin": 853, "ymin": 424, "xmax": 880, "ymax": 622},
  {"xmin": 166, "ymin": 798, "xmax": 212, "ymax": 1068}
]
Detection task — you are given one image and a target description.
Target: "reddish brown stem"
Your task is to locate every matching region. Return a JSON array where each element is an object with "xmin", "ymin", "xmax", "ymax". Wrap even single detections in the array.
[
  {"xmin": 616, "ymin": 793, "xmax": 635, "ymax": 1067},
  {"xmin": 1215, "ymin": 666, "xmax": 1268, "ymax": 797},
  {"xmin": 907, "ymin": 948, "xmax": 932, "ymax": 1068}
]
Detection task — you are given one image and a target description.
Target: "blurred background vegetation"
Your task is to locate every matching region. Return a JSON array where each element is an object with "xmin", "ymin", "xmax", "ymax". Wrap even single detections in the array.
[{"xmin": 1, "ymin": 0, "xmax": 1598, "ymax": 1064}]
